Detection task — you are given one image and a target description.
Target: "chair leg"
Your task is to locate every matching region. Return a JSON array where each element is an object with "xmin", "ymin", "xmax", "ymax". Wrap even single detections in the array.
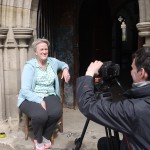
[
  {"xmin": 25, "ymin": 115, "xmax": 29, "ymax": 140},
  {"xmin": 60, "ymin": 116, "xmax": 63, "ymax": 133},
  {"xmin": 51, "ymin": 133, "xmax": 54, "ymax": 145}
]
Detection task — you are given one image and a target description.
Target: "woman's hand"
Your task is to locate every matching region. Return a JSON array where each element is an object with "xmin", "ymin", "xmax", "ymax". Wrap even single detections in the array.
[
  {"xmin": 61, "ymin": 68, "xmax": 70, "ymax": 83},
  {"xmin": 41, "ymin": 100, "xmax": 46, "ymax": 110}
]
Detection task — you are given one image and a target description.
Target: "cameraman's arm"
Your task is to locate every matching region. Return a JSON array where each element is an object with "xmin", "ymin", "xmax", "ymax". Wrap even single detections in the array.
[{"xmin": 77, "ymin": 76, "xmax": 133, "ymax": 134}]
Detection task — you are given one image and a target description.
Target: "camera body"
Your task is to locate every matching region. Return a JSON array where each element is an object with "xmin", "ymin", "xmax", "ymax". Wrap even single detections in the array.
[
  {"xmin": 98, "ymin": 61, "xmax": 120, "ymax": 81},
  {"xmin": 95, "ymin": 61, "xmax": 120, "ymax": 92}
]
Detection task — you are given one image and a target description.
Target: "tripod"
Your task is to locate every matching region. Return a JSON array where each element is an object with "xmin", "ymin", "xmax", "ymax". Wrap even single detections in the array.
[
  {"xmin": 74, "ymin": 119, "xmax": 90, "ymax": 150},
  {"xmin": 74, "ymin": 92, "xmax": 120, "ymax": 150}
]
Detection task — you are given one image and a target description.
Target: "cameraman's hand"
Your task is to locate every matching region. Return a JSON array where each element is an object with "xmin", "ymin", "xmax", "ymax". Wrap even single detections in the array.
[{"xmin": 86, "ymin": 60, "xmax": 103, "ymax": 77}]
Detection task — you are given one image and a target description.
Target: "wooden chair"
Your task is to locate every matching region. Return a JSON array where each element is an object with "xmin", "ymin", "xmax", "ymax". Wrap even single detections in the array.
[{"xmin": 24, "ymin": 71, "xmax": 64, "ymax": 145}]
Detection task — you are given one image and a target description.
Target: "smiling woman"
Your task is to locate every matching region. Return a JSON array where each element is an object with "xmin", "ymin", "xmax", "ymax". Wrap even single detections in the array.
[
  {"xmin": 33, "ymin": 39, "xmax": 49, "ymax": 70},
  {"xmin": 17, "ymin": 38, "xmax": 70, "ymax": 150}
]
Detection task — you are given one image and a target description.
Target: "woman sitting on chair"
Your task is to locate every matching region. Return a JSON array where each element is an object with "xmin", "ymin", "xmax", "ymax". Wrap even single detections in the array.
[{"xmin": 18, "ymin": 38, "xmax": 70, "ymax": 150}]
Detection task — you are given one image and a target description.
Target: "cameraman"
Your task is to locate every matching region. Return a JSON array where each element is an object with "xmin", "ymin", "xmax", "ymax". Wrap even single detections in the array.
[{"xmin": 77, "ymin": 47, "xmax": 150, "ymax": 150}]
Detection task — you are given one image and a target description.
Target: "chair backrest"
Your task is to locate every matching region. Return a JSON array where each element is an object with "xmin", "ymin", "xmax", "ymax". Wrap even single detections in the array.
[{"xmin": 57, "ymin": 70, "xmax": 64, "ymax": 107}]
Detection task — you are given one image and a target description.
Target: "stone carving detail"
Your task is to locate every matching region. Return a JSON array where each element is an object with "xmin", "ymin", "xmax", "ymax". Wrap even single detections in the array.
[{"xmin": 137, "ymin": 22, "xmax": 150, "ymax": 46}]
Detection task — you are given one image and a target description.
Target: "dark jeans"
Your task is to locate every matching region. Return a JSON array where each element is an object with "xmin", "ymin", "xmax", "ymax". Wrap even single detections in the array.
[{"xmin": 19, "ymin": 95, "xmax": 62, "ymax": 143}]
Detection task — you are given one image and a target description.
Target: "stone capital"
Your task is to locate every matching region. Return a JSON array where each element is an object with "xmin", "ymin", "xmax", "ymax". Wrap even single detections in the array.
[
  {"xmin": 136, "ymin": 22, "xmax": 150, "ymax": 37},
  {"xmin": 13, "ymin": 28, "xmax": 33, "ymax": 48},
  {"xmin": 13, "ymin": 28, "xmax": 33, "ymax": 39},
  {"xmin": 0, "ymin": 28, "xmax": 9, "ymax": 48},
  {"xmin": 0, "ymin": 28, "xmax": 9, "ymax": 39},
  {"xmin": 136, "ymin": 22, "xmax": 150, "ymax": 46}
]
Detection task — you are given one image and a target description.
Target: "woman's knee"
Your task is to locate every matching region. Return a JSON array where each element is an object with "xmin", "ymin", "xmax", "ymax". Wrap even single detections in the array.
[
  {"xmin": 45, "ymin": 95, "xmax": 62, "ymax": 119},
  {"xmin": 52, "ymin": 105, "xmax": 62, "ymax": 120},
  {"xmin": 32, "ymin": 112, "xmax": 48, "ymax": 124}
]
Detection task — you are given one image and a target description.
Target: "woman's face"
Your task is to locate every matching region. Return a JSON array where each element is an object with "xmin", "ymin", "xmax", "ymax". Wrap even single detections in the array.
[{"xmin": 35, "ymin": 42, "xmax": 48, "ymax": 62}]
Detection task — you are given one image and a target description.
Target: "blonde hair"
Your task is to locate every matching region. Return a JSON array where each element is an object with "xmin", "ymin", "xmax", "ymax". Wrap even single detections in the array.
[{"xmin": 32, "ymin": 38, "xmax": 50, "ymax": 51}]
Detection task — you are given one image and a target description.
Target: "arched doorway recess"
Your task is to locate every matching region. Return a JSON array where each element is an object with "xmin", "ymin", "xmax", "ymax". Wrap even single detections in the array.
[{"xmin": 78, "ymin": 0, "xmax": 139, "ymax": 89}]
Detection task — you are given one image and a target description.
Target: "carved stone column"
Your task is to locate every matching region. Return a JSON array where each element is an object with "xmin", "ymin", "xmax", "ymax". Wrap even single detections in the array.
[
  {"xmin": 3, "ymin": 27, "xmax": 33, "ymax": 119},
  {"xmin": 0, "ymin": 28, "xmax": 8, "ymax": 120},
  {"xmin": 137, "ymin": 0, "xmax": 150, "ymax": 47},
  {"xmin": 13, "ymin": 28, "xmax": 33, "ymax": 73},
  {"xmin": 136, "ymin": 22, "xmax": 150, "ymax": 47},
  {"xmin": 3, "ymin": 27, "xmax": 21, "ymax": 119},
  {"xmin": 12, "ymin": 28, "xmax": 33, "ymax": 125}
]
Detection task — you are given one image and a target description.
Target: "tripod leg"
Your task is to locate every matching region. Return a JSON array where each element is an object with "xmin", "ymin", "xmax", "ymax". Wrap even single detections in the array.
[
  {"xmin": 74, "ymin": 119, "xmax": 90, "ymax": 150},
  {"xmin": 105, "ymin": 127, "xmax": 112, "ymax": 150},
  {"xmin": 80, "ymin": 119, "xmax": 90, "ymax": 140},
  {"xmin": 114, "ymin": 131, "xmax": 120, "ymax": 150}
]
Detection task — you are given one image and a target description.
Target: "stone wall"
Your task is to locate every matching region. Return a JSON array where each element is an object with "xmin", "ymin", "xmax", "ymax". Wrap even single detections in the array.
[{"xmin": 0, "ymin": 0, "xmax": 37, "ymax": 120}]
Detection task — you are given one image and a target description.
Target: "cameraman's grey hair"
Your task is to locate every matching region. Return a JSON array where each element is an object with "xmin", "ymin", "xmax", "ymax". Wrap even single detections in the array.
[{"xmin": 32, "ymin": 38, "xmax": 50, "ymax": 51}]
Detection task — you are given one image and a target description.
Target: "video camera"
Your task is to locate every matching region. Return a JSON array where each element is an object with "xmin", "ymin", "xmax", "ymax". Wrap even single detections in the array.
[
  {"xmin": 99, "ymin": 61, "xmax": 120, "ymax": 81},
  {"xmin": 95, "ymin": 61, "xmax": 120, "ymax": 92}
]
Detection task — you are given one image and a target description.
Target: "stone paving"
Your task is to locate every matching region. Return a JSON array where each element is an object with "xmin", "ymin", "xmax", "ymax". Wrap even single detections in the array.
[{"xmin": 0, "ymin": 108, "xmax": 109, "ymax": 150}]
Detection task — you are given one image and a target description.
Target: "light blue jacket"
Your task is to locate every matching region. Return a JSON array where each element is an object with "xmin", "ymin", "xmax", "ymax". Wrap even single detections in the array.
[{"xmin": 17, "ymin": 57, "xmax": 69, "ymax": 107}]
